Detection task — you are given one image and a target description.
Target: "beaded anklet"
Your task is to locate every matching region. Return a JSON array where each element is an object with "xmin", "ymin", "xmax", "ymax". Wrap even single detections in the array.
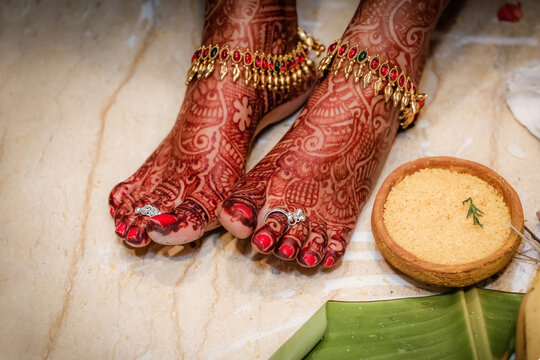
[
  {"xmin": 317, "ymin": 39, "xmax": 427, "ymax": 129},
  {"xmin": 186, "ymin": 28, "xmax": 325, "ymax": 93}
]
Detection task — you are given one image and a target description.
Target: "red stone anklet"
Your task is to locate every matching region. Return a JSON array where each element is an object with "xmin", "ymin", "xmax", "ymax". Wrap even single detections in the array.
[
  {"xmin": 186, "ymin": 28, "xmax": 325, "ymax": 93},
  {"xmin": 317, "ymin": 39, "xmax": 427, "ymax": 129}
]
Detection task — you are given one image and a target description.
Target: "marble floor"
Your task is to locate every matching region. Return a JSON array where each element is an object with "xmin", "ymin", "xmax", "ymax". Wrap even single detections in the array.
[{"xmin": 1, "ymin": 0, "xmax": 539, "ymax": 359}]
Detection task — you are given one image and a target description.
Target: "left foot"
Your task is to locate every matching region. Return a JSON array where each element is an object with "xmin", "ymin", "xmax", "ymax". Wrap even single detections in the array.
[
  {"xmin": 217, "ymin": 0, "xmax": 447, "ymax": 267},
  {"xmin": 109, "ymin": 0, "xmax": 320, "ymax": 247}
]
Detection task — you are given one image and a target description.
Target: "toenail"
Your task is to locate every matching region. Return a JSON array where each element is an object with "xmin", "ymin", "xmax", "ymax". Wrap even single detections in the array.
[
  {"xmin": 255, "ymin": 233, "xmax": 272, "ymax": 250},
  {"xmin": 280, "ymin": 244, "xmax": 294, "ymax": 258},
  {"xmin": 115, "ymin": 222, "xmax": 127, "ymax": 235},
  {"xmin": 110, "ymin": 206, "xmax": 115, "ymax": 216},
  {"xmin": 127, "ymin": 227, "xmax": 139, "ymax": 241},
  {"xmin": 233, "ymin": 204, "xmax": 252, "ymax": 218},
  {"xmin": 150, "ymin": 214, "xmax": 177, "ymax": 227},
  {"xmin": 323, "ymin": 257, "xmax": 335, "ymax": 267},
  {"xmin": 303, "ymin": 253, "xmax": 316, "ymax": 267}
]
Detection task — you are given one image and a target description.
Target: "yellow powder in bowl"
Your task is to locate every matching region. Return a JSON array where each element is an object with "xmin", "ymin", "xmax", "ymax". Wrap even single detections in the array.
[{"xmin": 383, "ymin": 168, "xmax": 511, "ymax": 265}]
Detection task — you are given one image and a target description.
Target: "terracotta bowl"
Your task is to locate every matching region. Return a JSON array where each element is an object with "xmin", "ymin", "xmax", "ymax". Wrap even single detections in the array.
[{"xmin": 371, "ymin": 156, "xmax": 524, "ymax": 287}]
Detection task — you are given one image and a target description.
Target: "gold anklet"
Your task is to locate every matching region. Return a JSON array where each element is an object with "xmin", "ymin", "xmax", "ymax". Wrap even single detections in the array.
[
  {"xmin": 318, "ymin": 39, "xmax": 427, "ymax": 129},
  {"xmin": 186, "ymin": 27, "xmax": 325, "ymax": 93}
]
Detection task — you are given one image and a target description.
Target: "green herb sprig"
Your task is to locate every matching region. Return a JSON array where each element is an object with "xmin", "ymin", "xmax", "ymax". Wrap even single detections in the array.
[{"xmin": 462, "ymin": 197, "xmax": 484, "ymax": 228}]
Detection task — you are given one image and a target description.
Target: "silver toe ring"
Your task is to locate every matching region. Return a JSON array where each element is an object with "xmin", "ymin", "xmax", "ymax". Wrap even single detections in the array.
[
  {"xmin": 135, "ymin": 205, "xmax": 162, "ymax": 217},
  {"xmin": 265, "ymin": 208, "xmax": 306, "ymax": 231}
]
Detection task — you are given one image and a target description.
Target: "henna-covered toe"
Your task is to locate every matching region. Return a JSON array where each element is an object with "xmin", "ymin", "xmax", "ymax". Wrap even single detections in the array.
[
  {"xmin": 217, "ymin": 197, "xmax": 260, "ymax": 239},
  {"xmin": 297, "ymin": 222, "xmax": 327, "ymax": 267},
  {"xmin": 125, "ymin": 225, "xmax": 150, "ymax": 248},
  {"xmin": 115, "ymin": 221, "xmax": 127, "ymax": 237},
  {"xmin": 147, "ymin": 199, "xmax": 210, "ymax": 245},
  {"xmin": 321, "ymin": 229, "xmax": 351, "ymax": 268},
  {"xmin": 251, "ymin": 212, "xmax": 289, "ymax": 254},
  {"xmin": 274, "ymin": 219, "xmax": 309, "ymax": 260}
]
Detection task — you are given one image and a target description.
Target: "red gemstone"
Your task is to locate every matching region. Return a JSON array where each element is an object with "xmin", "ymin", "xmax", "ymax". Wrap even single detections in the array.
[
  {"xmin": 220, "ymin": 48, "xmax": 228, "ymax": 60},
  {"xmin": 380, "ymin": 64, "xmax": 389, "ymax": 77},
  {"xmin": 389, "ymin": 69, "xmax": 398, "ymax": 81},
  {"xmin": 281, "ymin": 61, "xmax": 286, "ymax": 71},
  {"xmin": 338, "ymin": 44, "xmax": 347, "ymax": 56},
  {"xmin": 262, "ymin": 58, "xmax": 268, "ymax": 70},
  {"xmin": 269, "ymin": 59, "xmax": 274, "ymax": 69},
  {"xmin": 370, "ymin": 57, "xmax": 379, "ymax": 70},
  {"xmin": 255, "ymin": 56, "xmax": 262, "ymax": 68},
  {"xmin": 202, "ymin": 48, "xmax": 209, "ymax": 58},
  {"xmin": 407, "ymin": 79, "xmax": 412, "ymax": 91},
  {"xmin": 348, "ymin": 48, "xmax": 357, "ymax": 59},
  {"xmin": 233, "ymin": 50, "xmax": 241, "ymax": 62},
  {"xmin": 286, "ymin": 59, "xmax": 292, "ymax": 70},
  {"xmin": 412, "ymin": 86, "xmax": 417, "ymax": 94},
  {"xmin": 328, "ymin": 42, "xmax": 337, "ymax": 53},
  {"xmin": 419, "ymin": 99, "xmax": 425, "ymax": 108},
  {"xmin": 191, "ymin": 51, "xmax": 199, "ymax": 62},
  {"xmin": 398, "ymin": 74, "xmax": 405, "ymax": 87},
  {"xmin": 245, "ymin": 52, "xmax": 252, "ymax": 64}
]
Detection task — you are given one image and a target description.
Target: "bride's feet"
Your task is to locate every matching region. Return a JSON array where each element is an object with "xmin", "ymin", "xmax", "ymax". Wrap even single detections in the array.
[
  {"xmin": 217, "ymin": 0, "xmax": 447, "ymax": 267},
  {"xmin": 109, "ymin": 0, "xmax": 319, "ymax": 247}
]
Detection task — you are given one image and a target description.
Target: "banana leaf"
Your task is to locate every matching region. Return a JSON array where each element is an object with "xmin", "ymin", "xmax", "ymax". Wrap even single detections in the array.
[{"xmin": 271, "ymin": 288, "xmax": 523, "ymax": 360}]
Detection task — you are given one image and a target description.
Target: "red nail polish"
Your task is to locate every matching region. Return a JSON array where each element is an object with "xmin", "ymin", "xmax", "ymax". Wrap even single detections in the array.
[
  {"xmin": 324, "ymin": 257, "xmax": 334, "ymax": 267},
  {"xmin": 115, "ymin": 222, "xmax": 126, "ymax": 235},
  {"xmin": 256, "ymin": 233, "xmax": 272, "ymax": 250},
  {"xmin": 303, "ymin": 253, "xmax": 316, "ymax": 267},
  {"xmin": 280, "ymin": 244, "xmax": 294, "ymax": 258},
  {"xmin": 150, "ymin": 214, "xmax": 176, "ymax": 227},
  {"xmin": 127, "ymin": 227, "xmax": 139, "ymax": 241},
  {"xmin": 110, "ymin": 206, "xmax": 115, "ymax": 216},
  {"xmin": 233, "ymin": 204, "xmax": 252, "ymax": 218}
]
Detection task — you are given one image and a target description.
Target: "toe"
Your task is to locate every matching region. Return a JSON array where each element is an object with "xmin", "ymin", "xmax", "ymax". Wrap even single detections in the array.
[
  {"xmin": 125, "ymin": 226, "xmax": 150, "ymax": 248},
  {"xmin": 297, "ymin": 221, "xmax": 328, "ymax": 268},
  {"xmin": 274, "ymin": 220, "xmax": 309, "ymax": 260},
  {"xmin": 147, "ymin": 198, "xmax": 210, "ymax": 245},
  {"xmin": 114, "ymin": 219, "xmax": 128, "ymax": 237},
  {"xmin": 124, "ymin": 217, "xmax": 151, "ymax": 247},
  {"xmin": 217, "ymin": 175, "xmax": 269, "ymax": 239},
  {"xmin": 217, "ymin": 197, "xmax": 259, "ymax": 239},
  {"xmin": 251, "ymin": 212, "xmax": 289, "ymax": 254},
  {"xmin": 321, "ymin": 228, "xmax": 351, "ymax": 268}
]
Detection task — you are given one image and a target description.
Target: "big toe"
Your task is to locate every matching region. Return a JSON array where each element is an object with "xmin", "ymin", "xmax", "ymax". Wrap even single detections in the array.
[
  {"xmin": 147, "ymin": 198, "xmax": 209, "ymax": 245},
  {"xmin": 217, "ymin": 197, "xmax": 259, "ymax": 239},
  {"xmin": 217, "ymin": 177, "xmax": 268, "ymax": 239}
]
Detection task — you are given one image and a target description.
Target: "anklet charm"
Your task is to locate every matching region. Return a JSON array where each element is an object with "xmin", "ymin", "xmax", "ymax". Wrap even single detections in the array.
[
  {"xmin": 186, "ymin": 28, "xmax": 324, "ymax": 93},
  {"xmin": 318, "ymin": 39, "xmax": 427, "ymax": 130}
]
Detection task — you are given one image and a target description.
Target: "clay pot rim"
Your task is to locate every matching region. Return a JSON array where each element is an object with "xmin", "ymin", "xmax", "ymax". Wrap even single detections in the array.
[{"xmin": 371, "ymin": 156, "xmax": 524, "ymax": 286}]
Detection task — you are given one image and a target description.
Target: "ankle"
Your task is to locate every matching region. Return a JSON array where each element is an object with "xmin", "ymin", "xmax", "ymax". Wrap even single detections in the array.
[
  {"xmin": 201, "ymin": 0, "xmax": 298, "ymax": 54},
  {"xmin": 341, "ymin": 0, "xmax": 448, "ymax": 80}
]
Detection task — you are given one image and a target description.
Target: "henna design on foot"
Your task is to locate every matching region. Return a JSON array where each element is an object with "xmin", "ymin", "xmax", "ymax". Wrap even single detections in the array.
[
  {"xmin": 217, "ymin": 0, "xmax": 448, "ymax": 267},
  {"xmin": 109, "ymin": 0, "xmax": 318, "ymax": 247}
]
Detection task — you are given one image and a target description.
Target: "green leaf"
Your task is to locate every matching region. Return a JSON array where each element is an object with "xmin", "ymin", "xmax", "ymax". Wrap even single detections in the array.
[{"xmin": 270, "ymin": 288, "xmax": 523, "ymax": 360}]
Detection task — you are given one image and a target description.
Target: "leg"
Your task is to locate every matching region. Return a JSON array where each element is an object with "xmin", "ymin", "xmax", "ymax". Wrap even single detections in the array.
[
  {"xmin": 109, "ymin": 0, "xmax": 318, "ymax": 246},
  {"xmin": 217, "ymin": 0, "xmax": 448, "ymax": 267}
]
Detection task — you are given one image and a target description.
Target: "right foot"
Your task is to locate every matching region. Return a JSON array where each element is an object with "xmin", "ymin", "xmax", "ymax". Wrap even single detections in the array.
[
  {"xmin": 217, "ymin": 0, "xmax": 447, "ymax": 268},
  {"xmin": 109, "ymin": 0, "xmax": 320, "ymax": 247}
]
